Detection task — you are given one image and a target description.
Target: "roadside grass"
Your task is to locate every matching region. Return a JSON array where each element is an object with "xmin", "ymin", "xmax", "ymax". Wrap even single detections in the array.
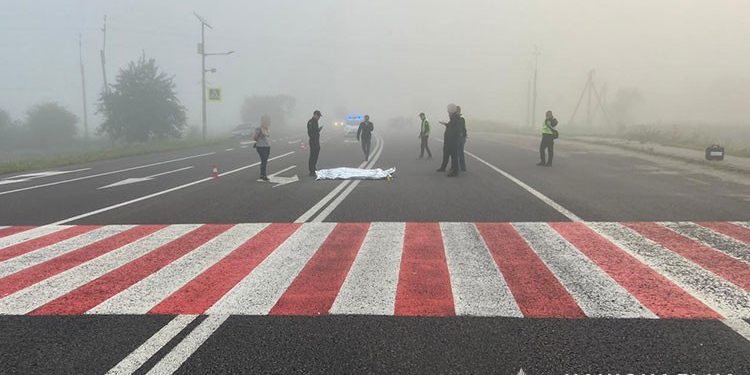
[{"xmin": 0, "ymin": 137, "xmax": 232, "ymax": 176}]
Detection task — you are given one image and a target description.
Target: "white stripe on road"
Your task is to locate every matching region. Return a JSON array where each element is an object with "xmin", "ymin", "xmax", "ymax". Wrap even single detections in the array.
[
  {"xmin": 105, "ymin": 314, "xmax": 199, "ymax": 375},
  {"xmin": 442, "ymin": 222, "xmax": 523, "ymax": 317},
  {"xmin": 225, "ymin": 148, "xmax": 234, "ymax": 151},
  {"xmin": 589, "ymin": 222, "xmax": 750, "ymax": 319},
  {"xmin": 309, "ymin": 136, "xmax": 384, "ymax": 223},
  {"xmin": 734, "ymin": 222, "xmax": 750, "ymax": 230},
  {"xmin": 515, "ymin": 223, "xmax": 654, "ymax": 318},
  {"xmin": 662, "ymin": 222, "xmax": 750, "ymax": 264},
  {"xmin": 0, "ymin": 226, "xmax": 70, "ymax": 249},
  {"xmin": 209, "ymin": 223, "xmax": 334, "ymax": 314},
  {"xmin": 145, "ymin": 314, "xmax": 229, "ymax": 375},
  {"xmin": 0, "ymin": 226, "xmax": 132, "ymax": 279},
  {"xmin": 0, "ymin": 152, "xmax": 215, "ymax": 197},
  {"xmin": 294, "ymin": 138, "xmax": 379, "ymax": 223},
  {"xmin": 465, "ymin": 150, "xmax": 581, "ymax": 221},
  {"xmin": 721, "ymin": 318, "xmax": 750, "ymax": 342},
  {"xmin": 90, "ymin": 224, "xmax": 265, "ymax": 314},
  {"xmin": 0, "ymin": 225, "xmax": 199, "ymax": 315},
  {"xmin": 51, "ymin": 152, "xmax": 295, "ymax": 225},
  {"xmin": 330, "ymin": 222, "xmax": 404, "ymax": 315}
]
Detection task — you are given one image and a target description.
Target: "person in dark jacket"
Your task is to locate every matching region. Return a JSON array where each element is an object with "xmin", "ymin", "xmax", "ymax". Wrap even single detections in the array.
[
  {"xmin": 418, "ymin": 112, "xmax": 432, "ymax": 159},
  {"xmin": 537, "ymin": 110, "xmax": 558, "ymax": 167},
  {"xmin": 307, "ymin": 110, "xmax": 323, "ymax": 176},
  {"xmin": 456, "ymin": 106, "xmax": 467, "ymax": 171},
  {"xmin": 437, "ymin": 104, "xmax": 460, "ymax": 177},
  {"xmin": 357, "ymin": 115, "xmax": 374, "ymax": 161}
]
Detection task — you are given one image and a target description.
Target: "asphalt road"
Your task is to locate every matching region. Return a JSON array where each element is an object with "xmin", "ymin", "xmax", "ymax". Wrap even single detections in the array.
[{"xmin": 1, "ymin": 126, "xmax": 749, "ymax": 374}]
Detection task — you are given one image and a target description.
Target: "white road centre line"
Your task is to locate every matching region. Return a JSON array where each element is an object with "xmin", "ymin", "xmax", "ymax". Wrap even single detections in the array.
[
  {"xmin": 0, "ymin": 152, "xmax": 215, "ymax": 197},
  {"xmin": 146, "ymin": 314, "xmax": 229, "ymax": 375},
  {"xmin": 442, "ymin": 222, "xmax": 523, "ymax": 317},
  {"xmin": 294, "ymin": 137, "xmax": 380, "ymax": 223},
  {"xmin": 224, "ymin": 148, "xmax": 234, "ymax": 151},
  {"xmin": 50, "ymin": 152, "xmax": 295, "ymax": 225},
  {"xmin": 514, "ymin": 223, "xmax": 655, "ymax": 318},
  {"xmin": 105, "ymin": 314, "xmax": 199, "ymax": 375},
  {"xmin": 308, "ymin": 136, "xmax": 384, "ymax": 223},
  {"xmin": 330, "ymin": 222, "xmax": 404, "ymax": 315}
]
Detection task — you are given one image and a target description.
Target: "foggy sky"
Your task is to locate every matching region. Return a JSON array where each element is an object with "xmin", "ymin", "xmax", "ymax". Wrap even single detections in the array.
[{"xmin": 1, "ymin": 0, "xmax": 748, "ymax": 135}]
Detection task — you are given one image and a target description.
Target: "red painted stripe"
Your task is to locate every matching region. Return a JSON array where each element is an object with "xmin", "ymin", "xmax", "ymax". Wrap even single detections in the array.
[
  {"xmin": 394, "ymin": 223, "xmax": 455, "ymax": 317},
  {"xmin": 698, "ymin": 222, "xmax": 750, "ymax": 245},
  {"xmin": 625, "ymin": 222, "xmax": 750, "ymax": 292},
  {"xmin": 30, "ymin": 224, "xmax": 232, "ymax": 315},
  {"xmin": 0, "ymin": 225, "xmax": 165, "ymax": 299},
  {"xmin": 551, "ymin": 222, "xmax": 720, "ymax": 319},
  {"xmin": 270, "ymin": 223, "xmax": 369, "ymax": 316},
  {"xmin": 476, "ymin": 223, "xmax": 585, "ymax": 318},
  {"xmin": 0, "ymin": 226, "xmax": 100, "ymax": 263},
  {"xmin": 0, "ymin": 226, "xmax": 34, "ymax": 238},
  {"xmin": 151, "ymin": 223, "xmax": 300, "ymax": 315}
]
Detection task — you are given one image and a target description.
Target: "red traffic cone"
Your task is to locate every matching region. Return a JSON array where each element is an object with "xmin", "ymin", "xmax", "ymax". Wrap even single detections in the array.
[{"xmin": 211, "ymin": 166, "xmax": 219, "ymax": 179}]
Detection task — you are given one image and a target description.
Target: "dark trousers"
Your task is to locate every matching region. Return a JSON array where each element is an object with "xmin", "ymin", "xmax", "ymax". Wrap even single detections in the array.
[
  {"xmin": 457, "ymin": 136, "xmax": 466, "ymax": 171},
  {"xmin": 256, "ymin": 146, "xmax": 270, "ymax": 177},
  {"xmin": 309, "ymin": 141, "xmax": 320, "ymax": 173},
  {"xmin": 420, "ymin": 135, "xmax": 432, "ymax": 158},
  {"xmin": 361, "ymin": 137, "xmax": 372, "ymax": 160},
  {"xmin": 540, "ymin": 134, "xmax": 554, "ymax": 165},
  {"xmin": 440, "ymin": 138, "xmax": 459, "ymax": 173}
]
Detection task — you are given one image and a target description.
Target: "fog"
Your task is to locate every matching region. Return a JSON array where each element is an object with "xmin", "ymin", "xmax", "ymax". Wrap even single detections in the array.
[{"xmin": 2, "ymin": 0, "xmax": 749, "ymax": 138}]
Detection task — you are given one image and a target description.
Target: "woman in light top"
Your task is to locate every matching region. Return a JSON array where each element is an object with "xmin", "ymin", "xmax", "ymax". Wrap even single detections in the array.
[{"xmin": 254, "ymin": 115, "xmax": 271, "ymax": 181}]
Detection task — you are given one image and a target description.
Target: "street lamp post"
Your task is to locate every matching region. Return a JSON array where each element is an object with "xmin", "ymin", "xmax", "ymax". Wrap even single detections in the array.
[{"xmin": 194, "ymin": 12, "xmax": 233, "ymax": 142}]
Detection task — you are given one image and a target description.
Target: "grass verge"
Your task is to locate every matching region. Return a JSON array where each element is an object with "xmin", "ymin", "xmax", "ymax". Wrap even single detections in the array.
[{"xmin": 0, "ymin": 138, "xmax": 232, "ymax": 176}]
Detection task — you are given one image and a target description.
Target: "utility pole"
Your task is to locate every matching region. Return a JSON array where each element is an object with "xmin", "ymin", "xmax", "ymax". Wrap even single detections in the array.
[
  {"xmin": 100, "ymin": 15, "xmax": 109, "ymax": 94},
  {"xmin": 194, "ymin": 12, "xmax": 233, "ymax": 142},
  {"xmin": 79, "ymin": 34, "xmax": 89, "ymax": 143},
  {"xmin": 568, "ymin": 69, "xmax": 611, "ymax": 129},
  {"xmin": 531, "ymin": 46, "xmax": 540, "ymax": 129}
]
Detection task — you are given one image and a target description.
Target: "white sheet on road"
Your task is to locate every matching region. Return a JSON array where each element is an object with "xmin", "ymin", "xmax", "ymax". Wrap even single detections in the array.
[{"xmin": 315, "ymin": 167, "xmax": 395, "ymax": 180}]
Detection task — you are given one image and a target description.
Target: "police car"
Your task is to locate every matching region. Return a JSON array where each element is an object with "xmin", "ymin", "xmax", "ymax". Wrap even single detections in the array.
[{"xmin": 344, "ymin": 114, "xmax": 364, "ymax": 136}]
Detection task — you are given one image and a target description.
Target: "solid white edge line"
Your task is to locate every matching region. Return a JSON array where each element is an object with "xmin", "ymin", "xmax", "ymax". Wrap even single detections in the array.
[
  {"xmin": 294, "ymin": 137, "xmax": 379, "ymax": 223},
  {"xmin": 0, "ymin": 152, "xmax": 215, "ymax": 196},
  {"xmin": 105, "ymin": 314, "xmax": 199, "ymax": 375},
  {"xmin": 51, "ymin": 152, "xmax": 294, "ymax": 225},
  {"xmin": 309, "ymin": 135, "xmax": 384, "ymax": 223},
  {"xmin": 435, "ymin": 138, "xmax": 581, "ymax": 222},
  {"xmin": 146, "ymin": 314, "xmax": 230, "ymax": 375},
  {"xmin": 721, "ymin": 318, "xmax": 750, "ymax": 342}
]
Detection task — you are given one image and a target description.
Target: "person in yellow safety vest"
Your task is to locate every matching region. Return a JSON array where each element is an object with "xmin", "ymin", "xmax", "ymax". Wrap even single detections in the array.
[
  {"xmin": 537, "ymin": 110, "xmax": 558, "ymax": 167},
  {"xmin": 418, "ymin": 112, "xmax": 432, "ymax": 159}
]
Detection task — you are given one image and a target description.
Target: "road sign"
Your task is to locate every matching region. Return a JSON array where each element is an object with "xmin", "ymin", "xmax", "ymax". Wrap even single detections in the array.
[{"xmin": 208, "ymin": 88, "xmax": 222, "ymax": 102}]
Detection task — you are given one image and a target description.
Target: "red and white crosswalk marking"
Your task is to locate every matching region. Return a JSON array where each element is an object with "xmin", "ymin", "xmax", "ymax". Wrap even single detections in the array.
[{"xmin": 0, "ymin": 221, "xmax": 747, "ymax": 320}]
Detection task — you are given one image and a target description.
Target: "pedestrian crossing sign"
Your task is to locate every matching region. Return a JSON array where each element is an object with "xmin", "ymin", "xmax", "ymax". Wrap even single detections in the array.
[{"xmin": 208, "ymin": 88, "xmax": 222, "ymax": 102}]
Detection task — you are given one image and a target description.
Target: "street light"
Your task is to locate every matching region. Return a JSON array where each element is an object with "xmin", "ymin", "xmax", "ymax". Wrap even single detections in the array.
[{"xmin": 195, "ymin": 12, "xmax": 233, "ymax": 142}]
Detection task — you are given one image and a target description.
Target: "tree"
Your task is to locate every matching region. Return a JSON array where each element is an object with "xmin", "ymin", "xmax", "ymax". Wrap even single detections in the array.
[
  {"xmin": 25, "ymin": 102, "xmax": 78, "ymax": 147},
  {"xmin": 240, "ymin": 95, "xmax": 295, "ymax": 128},
  {"xmin": 98, "ymin": 56, "xmax": 186, "ymax": 143}
]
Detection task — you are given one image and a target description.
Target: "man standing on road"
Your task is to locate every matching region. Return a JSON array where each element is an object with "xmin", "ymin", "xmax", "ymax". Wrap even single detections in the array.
[
  {"xmin": 418, "ymin": 112, "xmax": 432, "ymax": 159},
  {"xmin": 437, "ymin": 103, "xmax": 460, "ymax": 177},
  {"xmin": 456, "ymin": 106, "xmax": 467, "ymax": 171},
  {"xmin": 538, "ymin": 110, "xmax": 558, "ymax": 167},
  {"xmin": 357, "ymin": 115, "xmax": 374, "ymax": 161},
  {"xmin": 308, "ymin": 110, "xmax": 323, "ymax": 176}
]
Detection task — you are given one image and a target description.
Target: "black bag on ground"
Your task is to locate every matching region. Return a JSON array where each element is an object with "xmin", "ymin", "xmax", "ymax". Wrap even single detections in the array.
[{"xmin": 705, "ymin": 145, "xmax": 724, "ymax": 161}]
